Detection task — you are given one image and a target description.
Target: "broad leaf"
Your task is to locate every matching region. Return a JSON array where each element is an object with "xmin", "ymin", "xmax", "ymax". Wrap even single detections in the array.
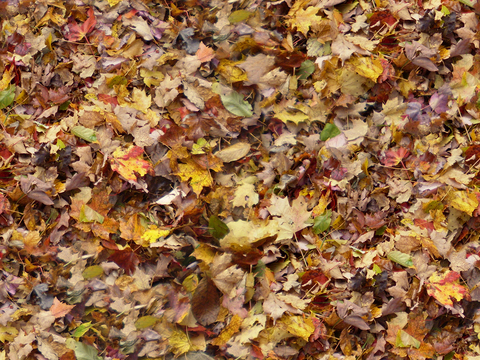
[
  {"xmin": 0, "ymin": 85, "xmax": 15, "ymax": 109},
  {"xmin": 313, "ymin": 210, "xmax": 332, "ymax": 234},
  {"xmin": 387, "ymin": 251, "xmax": 413, "ymax": 267},
  {"xmin": 72, "ymin": 126, "xmax": 97, "ymax": 142},
  {"xmin": 320, "ymin": 123, "xmax": 341, "ymax": 141},
  {"xmin": 220, "ymin": 90, "xmax": 253, "ymax": 117},
  {"xmin": 209, "ymin": 215, "xmax": 229, "ymax": 239}
]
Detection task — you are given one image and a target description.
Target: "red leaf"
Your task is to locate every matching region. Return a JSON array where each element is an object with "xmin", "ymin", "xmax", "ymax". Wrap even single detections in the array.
[
  {"xmin": 382, "ymin": 147, "xmax": 410, "ymax": 167},
  {"xmin": 108, "ymin": 248, "xmax": 140, "ymax": 275},
  {"xmin": 66, "ymin": 7, "xmax": 96, "ymax": 42}
]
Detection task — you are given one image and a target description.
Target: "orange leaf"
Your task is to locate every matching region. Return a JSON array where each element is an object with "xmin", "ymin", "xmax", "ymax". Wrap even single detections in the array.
[
  {"xmin": 196, "ymin": 42, "xmax": 215, "ymax": 62},
  {"xmin": 110, "ymin": 145, "xmax": 152, "ymax": 181},
  {"xmin": 50, "ymin": 297, "xmax": 75, "ymax": 318}
]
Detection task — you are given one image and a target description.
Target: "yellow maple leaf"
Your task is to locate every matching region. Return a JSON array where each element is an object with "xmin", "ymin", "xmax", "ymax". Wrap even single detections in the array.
[
  {"xmin": 426, "ymin": 271, "xmax": 468, "ymax": 307},
  {"xmin": 449, "ymin": 190, "xmax": 478, "ymax": 216},
  {"xmin": 110, "ymin": 145, "xmax": 152, "ymax": 181},
  {"xmin": 279, "ymin": 315, "xmax": 315, "ymax": 341},
  {"xmin": 348, "ymin": 56, "xmax": 384, "ymax": 82},
  {"xmin": 287, "ymin": 5, "xmax": 322, "ymax": 36},
  {"xmin": 175, "ymin": 159, "xmax": 212, "ymax": 195},
  {"xmin": 131, "ymin": 88, "xmax": 152, "ymax": 113}
]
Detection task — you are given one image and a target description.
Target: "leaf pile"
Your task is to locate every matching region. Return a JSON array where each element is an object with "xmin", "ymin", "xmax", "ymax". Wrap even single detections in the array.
[{"xmin": 0, "ymin": 0, "xmax": 480, "ymax": 359}]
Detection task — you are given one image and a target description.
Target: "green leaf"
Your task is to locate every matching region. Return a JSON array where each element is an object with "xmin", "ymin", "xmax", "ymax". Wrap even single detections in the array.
[
  {"xmin": 108, "ymin": 75, "xmax": 128, "ymax": 88},
  {"xmin": 209, "ymin": 215, "xmax": 229, "ymax": 240},
  {"xmin": 395, "ymin": 330, "xmax": 420, "ymax": 348},
  {"xmin": 387, "ymin": 251, "xmax": 413, "ymax": 267},
  {"xmin": 458, "ymin": 0, "xmax": 474, "ymax": 6},
  {"xmin": 56, "ymin": 139, "xmax": 66, "ymax": 150},
  {"xmin": 72, "ymin": 126, "xmax": 97, "ymax": 142},
  {"xmin": 297, "ymin": 60, "xmax": 315, "ymax": 80},
  {"xmin": 59, "ymin": 100, "xmax": 70, "ymax": 111},
  {"xmin": 73, "ymin": 322, "xmax": 93, "ymax": 338},
  {"xmin": 313, "ymin": 210, "xmax": 332, "ymax": 234},
  {"xmin": 375, "ymin": 225, "xmax": 387, "ymax": 236},
  {"xmin": 0, "ymin": 85, "xmax": 16, "ymax": 109},
  {"xmin": 74, "ymin": 341, "xmax": 101, "ymax": 360},
  {"xmin": 320, "ymin": 123, "xmax": 341, "ymax": 141},
  {"xmin": 221, "ymin": 91, "xmax": 253, "ymax": 117},
  {"xmin": 373, "ymin": 264, "xmax": 382, "ymax": 274},
  {"xmin": 79, "ymin": 205, "xmax": 104, "ymax": 224},
  {"xmin": 228, "ymin": 10, "xmax": 252, "ymax": 24},
  {"xmin": 135, "ymin": 315, "xmax": 158, "ymax": 329},
  {"xmin": 424, "ymin": 200, "xmax": 443, "ymax": 212},
  {"xmin": 82, "ymin": 265, "xmax": 104, "ymax": 279}
]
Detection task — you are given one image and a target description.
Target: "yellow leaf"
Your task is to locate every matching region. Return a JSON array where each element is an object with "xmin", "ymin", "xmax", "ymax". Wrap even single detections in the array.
[
  {"xmin": 279, "ymin": 315, "xmax": 315, "ymax": 341},
  {"xmin": 140, "ymin": 68, "xmax": 165, "ymax": 87},
  {"xmin": 220, "ymin": 219, "xmax": 279, "ymax": 252},
  {"xmin": 426, "ymin": 271, "xmax": 468, "ymax": 307},
  {"xmin": 175, "ymin": 159, "xmax": 212, "ymax": 195},
  {"xmin": 275, "ymin": 110, "xmax": 309, "ymax": 124},
  {"xmin": 216, "ymin": 59, "xmax": 248, "ymax": 83},
  {"xmin": 212, "ymin": 315, "xmax": 243, "ymax": 346},
  {"xmin": 312, "ymin": 191, "xmax": 331, "ymax": 217},
  {"xmin": 131, "ymin": 88, "xmax": 152, "ymax": 113},
  {"xmin": 141, "ymin": 228, "xmax": 171, "ymax": 245},
  {"xmin": 449, "ymin": 190, "xmax": 478, "ymax": 216},
  {"xmin": 348, "ymin": 56, "xmax": 384, "ymax": 82},
  {"xmin": 168, "ymin": 329, "xmax": 191, "ymax": 356},
  {"xmin": 0, "ymin": 67, "xmax": 14, "ymax": 91},
  {"xmin": 192, "ymin": 243, "xmax": 216, "ymax": 268},
  {"xmin": 287, "ymin": 5, "xmax": 322, "ymax": 36},
  {"xmin": 0, "ymin": 326, "xmax": 18, "ymax": 343},
  {"xmin": 110, "ymin": 145, "xmax": 152, "ymax": 181}
]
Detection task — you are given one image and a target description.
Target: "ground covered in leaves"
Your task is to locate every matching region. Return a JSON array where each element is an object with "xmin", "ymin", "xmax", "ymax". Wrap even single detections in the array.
[{"xmin": 1, "ymin": 0, "xmax": 480, "ymax": 359}]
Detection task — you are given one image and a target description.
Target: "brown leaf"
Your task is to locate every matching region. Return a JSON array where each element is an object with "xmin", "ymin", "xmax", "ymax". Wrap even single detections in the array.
[{"xmin": 191, "ymin": 276, "xmax": 220, "ymax": 326}]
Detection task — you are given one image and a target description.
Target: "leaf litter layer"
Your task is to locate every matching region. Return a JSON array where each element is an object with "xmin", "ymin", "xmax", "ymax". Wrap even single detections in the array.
[{"xmin": 0, "ymin": 0, "xmax": 480, "ymax": 359}]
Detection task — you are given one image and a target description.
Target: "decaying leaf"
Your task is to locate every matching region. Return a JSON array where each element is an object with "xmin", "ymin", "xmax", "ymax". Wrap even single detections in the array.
[{"xmin": 191, "ymin": 277, "xmax": 221, "ymax": 326}]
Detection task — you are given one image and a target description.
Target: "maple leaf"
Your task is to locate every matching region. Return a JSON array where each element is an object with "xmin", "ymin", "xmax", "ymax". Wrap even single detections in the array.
[
  {"xmin": 108, "ymin": 248, "xmax": 140, "ymax": 276},
  {"xmin": 50, "ymin": 297, "xmax": 75, "ymax": 318},
  {"xmin": 287, "ymin": 5, "xmax": 322, "ymax": 36},
  {"xmin": 426, "ymin": 271, "xmax": 468, "ymax": 307},
  {"xmin": 267, "ymin": 195, "xmax": 312, "ymax": 242},
  {"xmin": 110, "ymin": 145, "xmax": 153, "ymax": 182},
  {"xmin": 448, "ymin": 190, "xmax": 479, "ymax": 216},
  {"xmin": 66, "ymin": 7, "xmax": 97, "ymax": 42},
  {"xmin": 175, "ymin": 158, "xmax": 213, "ymax": 195},
  {"xmin": 381, "ymin": 147, "xmax": 410, "ymax": 167}
]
